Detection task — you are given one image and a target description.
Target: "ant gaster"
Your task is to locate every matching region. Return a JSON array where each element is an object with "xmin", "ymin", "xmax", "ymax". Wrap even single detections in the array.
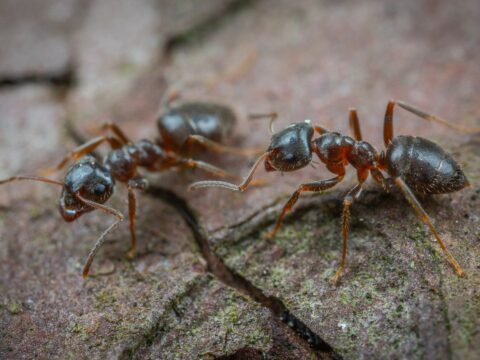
[
  {"xmin": 0, "ymin": 94, "xmax": 254, "ymax": 278},
  {"xmin": 191, "ymin": 100, "xmax": 479, "ymax": 284}
]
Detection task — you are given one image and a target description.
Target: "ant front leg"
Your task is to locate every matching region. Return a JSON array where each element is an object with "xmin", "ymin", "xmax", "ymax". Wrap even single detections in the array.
[
  {"xmin": 331, "ymin": 180, "xmax": 365, "ymax": 285},
  {"xmin": 126, "ymin": 188, "xmax": 137, "ymax": 259},
  {"xmin": 393, "ymin": 177, "xmax": 465, "ymax": 277},
  {"xmin": 266, "ymin": 175, "xmax": 344, "ymax": 240},
  {"xmin": 125, "ymin": 177, "xmax": 148, "ymax": 259}
]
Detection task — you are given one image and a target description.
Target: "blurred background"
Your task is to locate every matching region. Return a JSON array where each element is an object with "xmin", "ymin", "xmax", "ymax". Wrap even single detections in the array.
[{"xmin": 0, "ymin": 1, "xmax": 479, "ymax": 359}]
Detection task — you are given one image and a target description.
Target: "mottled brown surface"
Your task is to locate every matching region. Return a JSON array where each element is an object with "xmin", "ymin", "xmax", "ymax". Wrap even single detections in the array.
[{"xmin": 1, "ymin": 0, "xmax": 479, "ymax": 359}]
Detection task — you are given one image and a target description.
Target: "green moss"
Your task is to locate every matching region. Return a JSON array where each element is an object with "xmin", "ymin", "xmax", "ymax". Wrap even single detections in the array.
[
  {"xmin": 68, "ymin": 320, "xmax": 90, "ymax": 341},
  {"xmin": 27, "ymin": 203, "xmax": 48, "ymax": 220},
  {"xmin": 218, "ymin": 305, "xmax": 241, "ymax": 326},
  {"xmin": 5, "ymin": 300, "xmax": 22, "ymax": 315},
  {"xmin": 94, "ymin": 289, "xmax": 117, "ymax": 310},
  {"xmin": 245, "ymin": 329, "xmax": 270, "ymax": 347}
]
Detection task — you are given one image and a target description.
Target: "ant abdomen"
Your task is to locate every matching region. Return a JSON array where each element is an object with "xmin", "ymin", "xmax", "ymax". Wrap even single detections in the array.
[
  {"xmin": 385, "ymin": 136, "xmax": 469, "ymax": 194},
  {"xmin": 157, "ymin": 102, "xmax": 237, "ymax": 153}
]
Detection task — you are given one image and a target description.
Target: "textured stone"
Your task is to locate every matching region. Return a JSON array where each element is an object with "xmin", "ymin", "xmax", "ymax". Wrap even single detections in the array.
[
  {"xmin": 0, "ymin": 0, "xmax": 78, "ymax": 78},
  {"xmin": 1, "ymin": 0, "xmax": 479, "ymax": 359}
]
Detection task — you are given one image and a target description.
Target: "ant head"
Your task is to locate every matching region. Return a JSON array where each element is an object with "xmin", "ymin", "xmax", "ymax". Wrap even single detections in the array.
[
  {"xmin": 264, "ymin": 121, "xmax": 314, "ymax": 172},
  {"xmin": 59, "ymin": 156, "xmax": 115, "ymax": 222}
]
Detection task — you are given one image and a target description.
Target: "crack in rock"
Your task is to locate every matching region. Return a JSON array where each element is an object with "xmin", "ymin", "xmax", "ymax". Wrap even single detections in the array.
[
  {"xmin": 146, "ymin": 185, "xmax": 342, "ymax": 359},
  {"xmin": 163, "ymin": 0, "xmax": 258, "ymax": 54}
]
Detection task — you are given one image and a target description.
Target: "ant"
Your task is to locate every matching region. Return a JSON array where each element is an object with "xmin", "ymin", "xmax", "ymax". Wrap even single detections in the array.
[
  {"xmin": 0, "ymin": 93, "xmax": 256, "ymax": 278},
  {"xmin": 190, "ymin": 100, "xmax": 479, "ymax": 284}
]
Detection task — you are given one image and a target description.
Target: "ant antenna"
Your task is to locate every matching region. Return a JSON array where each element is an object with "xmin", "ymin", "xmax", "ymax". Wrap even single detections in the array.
[
  {"xmin": 189, "ymin": 152, "xmax": 269, "ymax": 192},
  {"xmin": 76, "ymin": 193, "xmax": 124, "ymax": 278},
  {"xmin": 0, "ymin": 175, "xmax": 64, "ymax": 187},
  {"xmin": 248, "ymin": 112, "xmax": 278, "ymax": 134}
]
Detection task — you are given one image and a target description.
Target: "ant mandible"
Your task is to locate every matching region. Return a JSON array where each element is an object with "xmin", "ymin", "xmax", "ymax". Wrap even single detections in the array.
[
  {"xmin": 0, "ymin": 92, "xmax": 254, "ymax": 278},
  {"xmin": 190, "ymin": 100, "xmax": 479, "ymax": 284}
]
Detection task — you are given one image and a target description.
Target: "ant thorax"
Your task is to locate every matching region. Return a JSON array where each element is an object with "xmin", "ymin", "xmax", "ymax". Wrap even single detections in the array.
[
  {"xmin": 313, "ymin": 132, "xmax": 378, "ymax": 171},
  {"xmin": 104, "ymin": 140, "xmax": 167, "ymax": 182}
]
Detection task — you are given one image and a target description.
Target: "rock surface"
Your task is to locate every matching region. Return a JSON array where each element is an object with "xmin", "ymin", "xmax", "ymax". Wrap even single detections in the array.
[{"xmin": 1, "ymin": 0, "xmax": 479, "ymax": 359}]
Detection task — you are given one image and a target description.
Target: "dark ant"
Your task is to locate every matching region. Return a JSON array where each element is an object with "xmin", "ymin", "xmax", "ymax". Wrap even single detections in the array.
[
  {"xmin": 0, "ymin": 94, "xmax": 255, "ymax": 278},
  {"xmin": 190, "ymin": 100, "xmax": 479, "ymax": 284}
]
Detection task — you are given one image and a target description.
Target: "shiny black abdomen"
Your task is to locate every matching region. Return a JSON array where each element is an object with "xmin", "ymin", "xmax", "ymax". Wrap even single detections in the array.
[
  {"xmin": 157, "ymin": 102, "xmax": 236, "ymax": 152},
  {"xmin": 267, "ymin": 122, "xmax": 314, "ymax": 171},
  {"xmin": 386, "ymin": 136, "xmax": 468, "ymax": 194}
]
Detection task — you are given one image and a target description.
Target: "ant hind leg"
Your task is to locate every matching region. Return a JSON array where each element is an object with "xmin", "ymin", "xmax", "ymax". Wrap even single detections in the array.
[
  {"xmin": 396, "ymin": 100, "xmax": 480, "ymax": 134},
  {"xmin": 185, "ymin": 134, "xmax": 262, "ymax": 157},
  {"xmin": 393, "ymin": 177, "xmax": 465, "ymax": 277},
  {"xmin": 174, "ymin": 156, "xmax": 243, "ymax": 181},
  {"xmin": 383, "ymin": 100, "xmax": 480, "ymax": 147},
  {"xmin": 349, "ymin": 108, "xmax": 363, "ymax": 141}
]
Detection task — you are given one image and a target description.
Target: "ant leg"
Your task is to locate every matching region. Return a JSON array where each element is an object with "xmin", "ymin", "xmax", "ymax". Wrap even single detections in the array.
[
  {"xmin": 188, "ymin": 152, "xmax": 269, "ymax": 192},
  {"xmin": 313, "ymin": 125, "xmax": 328, "ymax": 135},
  {"xmin": 76, "ymin": 194, "xmax": 124, "ymax": 278},
  {"xmin": 331, "ymin": 182, "xmax": 364, "ymax": 285},
  {"xmin": 126, "ymin": 187, "xmax": 137, "ymax": 259},
  {"xmin": 370, "ymin": 168, "xmax": 394, "ymax": 192},
  {"xmin": 384, "ymin": 100, "xmax": 480, "ymax": 146},
  {"xmin": 55, "ymin": 135, "xmax": 124, "ymax": 171},
  {"xmin": 175, "ymin": 156, "xmax": 242, "ymax": 180},
  {"xmin": 349, "ymin": 108, "xmax": 363, "ymax": 141},
  {"xmin": 125, "ymin": 177, "xmax": 147, "ymax": 259},
  {"xmin": 185, "ymin": 134, "xmax": 262, "ymax": 157},
  {"xmin": 393, "ymin": 177, "xmax": 465, "ymax": 277},
  {"xmin": 383, "ymin": 101, "xmax": 396, "ymax": 146},
  {"xmin": 100, "ymin": 122, "xmax": 131, "ymax": 144},
  {"xmin": 160, "ymin": 87, "xmax": 181, "ymax": 109},
  {"xmin": 396, "ymin": 100, "xmax": 480, "ymax": 133},
  {"xmin": 249, "ymin": 112, "xmax": 278, "ymax": 134},
  {"xmin": 266, "ymin": 176, "xmax": 344, "ymax": 239}
]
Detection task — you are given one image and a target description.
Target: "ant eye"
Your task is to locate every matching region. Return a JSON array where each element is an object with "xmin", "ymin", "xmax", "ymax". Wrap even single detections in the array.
[{"xmin": 93, "ymin": 184, "xmax": 106, "ymax": 196}]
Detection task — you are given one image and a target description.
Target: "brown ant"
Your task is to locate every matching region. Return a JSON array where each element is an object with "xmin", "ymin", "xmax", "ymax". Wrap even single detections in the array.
[
  {"xmin": 190, "ymin": 100, "xmax": 479, "ymax": 284},
  {"xmin": 0, "ymin": 95, "xmax": 255, "ymax": 278}
]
